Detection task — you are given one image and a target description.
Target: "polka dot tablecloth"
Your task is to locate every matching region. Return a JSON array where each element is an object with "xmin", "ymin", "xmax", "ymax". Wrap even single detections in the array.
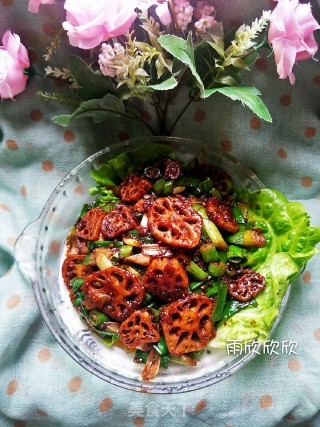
[{"xmin": 1, "ymin": 1, "xmax": 320, "ymax": 427}]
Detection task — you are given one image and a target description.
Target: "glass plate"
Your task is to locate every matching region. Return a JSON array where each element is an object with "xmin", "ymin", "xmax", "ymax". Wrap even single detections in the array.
[{"xmin": 14, "ymin": 136, "xmax": 288, "ymax": 393}]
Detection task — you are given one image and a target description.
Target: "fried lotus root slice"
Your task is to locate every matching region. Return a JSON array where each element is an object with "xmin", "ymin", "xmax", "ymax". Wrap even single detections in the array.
[
  {"xmin": 76, "ymin": 207, "xmax": 107, "ymax": 241},
  {"xmin": 101, "ymin": 204, "xmax": 138, "ymax": 239},
  {"xmin": 160, "ymin": 294, "xmax": 216, "ymax": 356},
  {"xmin": 143, "ymin": 258, "xmax": 189, "ymax": 302},
  {"xmin": 83, "ymin": 267, "xmax": 145, "ymax": 322},
  {"xmin": 119, "ymin": 309, "xmax": 160, "ymax": 348},
  {"xmin": 120, "ymin": 173, "xmax": 152, "ymax": 203},
  {"xmin": 62, "ymin": 255, "xmax": 96, "ymax": 287},
  {"xmin": 134, "ymin": 194, "xmax": 155, "ymax": 213},
  {"xmin": 206, "ymin": 196, "xmax": 239, "ymax": 234},
  {"xmin": 148, "ymin": 197, "xmax": 203, "ymax": 249},
  {"xmin": 228, "ymin": 269, "xmax": 266, "ymax": 302}
]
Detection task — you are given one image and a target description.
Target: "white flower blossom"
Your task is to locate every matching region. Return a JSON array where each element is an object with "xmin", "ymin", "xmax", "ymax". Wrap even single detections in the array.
[
  {"xmin": 232, "ymin": 11, "xmax": 271, "ymax": 55},
  {"xmin": 99, "ymin": 42, "xmax": 126, "ymax": 78}
]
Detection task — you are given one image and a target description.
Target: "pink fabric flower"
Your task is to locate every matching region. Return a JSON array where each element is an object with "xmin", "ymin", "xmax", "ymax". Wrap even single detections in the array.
[
  {"xmin": 0, "ymin": 31, "xmax": 30, "ymax": 100},
  {"xmin": 268, "ymin": 0, "xmax": 320, "ymax": 84},
  {"xmin": 99, "ymin": 42, "xmax": 126, "ymax": 78},
  {"xmin": 28, "ymin": 0, "xmax": 54, "ymax": 13},
  {"xmin": 194, "ymin": 1, "xmax": 215, "ymax": 21},
  {"xmin": 62, "ymin": 0, "xmax": 138, "ymax": 50},
  {"xmin": 194, "ymin": 0, "xmax": 216, "ymax": 35},
  {"xmin": 137, "ymin": 0, "xmax": 172, "ymax": 26},
  {"xmin": 195, "ymin": 16, "xmax": 217, "ymax": 34},
  {"xmin": 155, "ymin": 1, "xmax": 171, "ymax": 26},
  {"xmin": 174, "ymin": 0, "xmax": 194, "ymax": 32}
]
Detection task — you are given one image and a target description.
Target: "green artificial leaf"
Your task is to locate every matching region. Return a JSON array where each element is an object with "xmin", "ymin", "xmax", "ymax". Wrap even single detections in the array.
[
  {"xmin": 194, "ymin": 40, "xmax": 220, "ymax": 88},
  {"xmin": 158, "ymin": 33, "xmax": 204, "ymax": 95},
  {"xmin": 207, "ymin": 38, "xmax": 225, "ymax": 58},
  {"xmin": 242, "ymin": 51, "xmax": 259, "ymax": 67},
  {"xmin": 215, "ymin": 75, "xmax": 241, "ymax": 86},
  {"xmin": 52, "ymin": 115, "xmax": 73, "ymax": 126},
  {"xmin": 52, "ymin": 94, "xmax": 126, "ymax": 126},
  {"xmin": 204, "ymin": 86, "xmax": 272, "ymax": 122},
  {"xmin": 224, "ymin": 57, "xmax": 252, "ymax": 70},
  {"xmin": 69, "ymin": 55, "xmax": 117, "ymax": 100},
  {"xmin": 149, "ymin": 76, "xmax": 178, "ymax": 91}
]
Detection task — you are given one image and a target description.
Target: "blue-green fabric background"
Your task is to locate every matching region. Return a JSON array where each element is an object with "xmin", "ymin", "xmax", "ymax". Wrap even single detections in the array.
[{"xmin": 0, "ymin": 1, "xmax": 320, "ymax": 426}]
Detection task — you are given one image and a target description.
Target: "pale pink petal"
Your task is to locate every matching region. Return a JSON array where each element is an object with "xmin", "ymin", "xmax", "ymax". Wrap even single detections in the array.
[
  {"xmin": 28, "ymin": 0, "xmax": 54, "ymax": 13},
  {"xmin": 296, "ymin": 33, "xmax": 318, "ymax": 59},
  {"xmin": 0, "ymin": 80, "xmax": 14, "ymax": 100},
  {"xmin": 272, "ymin": 38, "xmax": 297, "ymax": 83},
  {"xmin": 63, "ymin": 0, "xmax": 138, "ymax": 49},
  {"xmin": 28, "ymin": 0, "xmax": 41, "ymax": 13},
  {"xmin": 63, "ymin": 21, "xmax": 109, "ymax": 49},
  {"xmin": 156, "ymin": 3, "xmax": 172, "ymax": 26},
  {"xmin": 0, "ymin": 31, "xmax": 29, "ymax": 99},
  {"xmin": 3, "ymin": 32, "xmax": 29, "ymax": 67},
  {"xmin": 268, "ymin": 0, "xmax": 319, "ymax": 84}
]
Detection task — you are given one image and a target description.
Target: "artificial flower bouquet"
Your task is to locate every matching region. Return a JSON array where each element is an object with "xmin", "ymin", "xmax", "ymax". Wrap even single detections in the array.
[{"xmin": 1, "ymin": 0, "xmax": 319, "ymax": 135}]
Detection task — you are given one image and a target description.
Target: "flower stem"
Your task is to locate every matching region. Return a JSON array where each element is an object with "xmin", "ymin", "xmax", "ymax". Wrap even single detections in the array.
[
  {"xmin": 168, "ymin": 98, "xmax": 193, "ymax": 135},
  {"xmin": 134, "ymin": 115, "xmax": 157, "ymax": 135},
  {"xmin": 168, "ymin": 0, "xmax": 179, "ymax": 32}
]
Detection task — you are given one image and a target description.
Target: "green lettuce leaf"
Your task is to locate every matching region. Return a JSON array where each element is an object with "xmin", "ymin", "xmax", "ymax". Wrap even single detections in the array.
[
  {"xmin": 209, "ymin": 189, "xmax": 320, "ymax": 348},
  {"xmin": 91, "ymin": 164, "xmax": 120, "ymax": 186}
]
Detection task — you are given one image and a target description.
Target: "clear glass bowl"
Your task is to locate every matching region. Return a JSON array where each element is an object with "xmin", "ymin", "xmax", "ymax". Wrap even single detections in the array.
[{"xmin": 14, "ymin": 136, "xmax": 287, "ymax": 393}]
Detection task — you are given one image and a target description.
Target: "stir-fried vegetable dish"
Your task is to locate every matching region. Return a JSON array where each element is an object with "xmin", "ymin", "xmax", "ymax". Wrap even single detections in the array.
[{"xmin": 61, "ymin": 143, "xmax": 320, "ymax": 380}]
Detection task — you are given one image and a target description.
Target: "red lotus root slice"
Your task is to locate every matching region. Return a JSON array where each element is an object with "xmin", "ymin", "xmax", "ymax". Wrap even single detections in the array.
[
  {"xmin": 228, "ymin": 269, "xmax": 266, "ymax": 302},
  {"xmin": 83, "ymin": 266, "xmax": 145, "ymax": 322},
  {"xmin": 120, "ymin": 173, "xmax": 152, "ymax": 203},
  {"xmin": 148, "ymin": 197, "xmax": 203, "ymax": 249},
  {"xmin": 134, "ymin": 194, "xmax": 155, "ymax": 213},
  {"xmin": 119, "ymin": 309, "xmax": 160, "ymax": 348},
  {"xmin": 101, "ymin": 204, "xmax": 138, "ymax": 239},
  {"xmin": 76, "ymin": 207, "xmax": 107, "ymax": 241},
  {"xmin": 62, "ymin": 255, "xmax": 96, "ymax": 287},
  {"xmin": 143, "ymin": 258, "xmax": 189, "ymax": 302},
  {"xmin": 206, "ymin": 196, "xmax": 239, "ymax": 234},
  {"xmin": 160, "ymin": 294, "xmax": 216, "ymax": 356}
]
